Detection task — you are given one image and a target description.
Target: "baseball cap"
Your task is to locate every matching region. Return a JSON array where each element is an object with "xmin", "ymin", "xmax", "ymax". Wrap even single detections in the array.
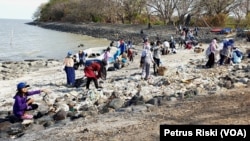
[{"xmin": 17, "ymin": 82, "xmax": 30, "ymax": 90}]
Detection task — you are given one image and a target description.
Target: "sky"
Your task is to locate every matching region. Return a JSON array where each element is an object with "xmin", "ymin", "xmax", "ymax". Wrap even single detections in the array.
[{"xmin": 0, "ymin": 0, "xmax": 49, "ymax": 20}]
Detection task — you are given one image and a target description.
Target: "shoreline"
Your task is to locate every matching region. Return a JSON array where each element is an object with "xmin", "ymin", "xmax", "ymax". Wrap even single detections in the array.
[
  {"xmin": 0, "ymin": 22, "xmax": 249, "ymax": 140},
  {"xmin": 26, "ymin": 21, "xmax": 230, "ymax": 45}
]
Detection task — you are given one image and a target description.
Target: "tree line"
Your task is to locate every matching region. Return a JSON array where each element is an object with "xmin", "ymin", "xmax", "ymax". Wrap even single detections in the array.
[{"xmin": 33, "ymin": 0, "xmax": 250, "ymax": 28}]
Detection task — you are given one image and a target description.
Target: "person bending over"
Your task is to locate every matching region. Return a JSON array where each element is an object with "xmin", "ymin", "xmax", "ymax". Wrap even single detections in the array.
[{"xmin": 84, "ymin": 61, "xmax": 104, "ymax": 90}]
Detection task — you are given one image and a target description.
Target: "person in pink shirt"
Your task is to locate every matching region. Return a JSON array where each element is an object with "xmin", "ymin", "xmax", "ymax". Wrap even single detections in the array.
[{"xmin": 205, "ymin": 38, "xmax": 219, "ymax": 68}]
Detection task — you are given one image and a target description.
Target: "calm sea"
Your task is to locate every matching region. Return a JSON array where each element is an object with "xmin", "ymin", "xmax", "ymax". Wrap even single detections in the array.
[{"xmin": 0, "ymin": 19, "xmax": 110, "ymax": 62}]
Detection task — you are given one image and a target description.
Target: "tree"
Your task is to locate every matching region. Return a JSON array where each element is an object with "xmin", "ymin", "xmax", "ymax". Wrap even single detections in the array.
[
  {"xmin": 198, "ymin": 0, "xmax": 242, "ymax": 15},
  {"xmin": 175, "ymin": 0, "xmax": 196, "ymax": 25},
  {"xmin": 33, "ymin": 3, "xmax": 47, "ymax": 20},
  {"xmin": 123, "ymin": 0, "xmax": 146, "ymax": 24},
  {"xmin": 147, "ymin": 0, "xmax": 178, "ymax": 24}
]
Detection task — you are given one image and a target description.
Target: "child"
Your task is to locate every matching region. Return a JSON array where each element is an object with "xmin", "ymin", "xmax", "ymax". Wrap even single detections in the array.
[{"xmin": 13, "ymin": 82, "xmax": 48, "ymax": 120}]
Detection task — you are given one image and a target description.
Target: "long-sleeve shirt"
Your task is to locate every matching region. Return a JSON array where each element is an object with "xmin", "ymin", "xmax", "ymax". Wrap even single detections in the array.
[
  {"xmin": 84, "ymin": 62, "xmax": 101, "ymax": 79},
  {"xmin": 152, "ymin": 45, "xmax": 161, "ymax": 59},
  {"xmin": 141, "ymin": 49, "xmax": 154, "ymax": 64},
  {"xmin": 13, "ymin": 90, "xmax": 41, "ymax": 117}
]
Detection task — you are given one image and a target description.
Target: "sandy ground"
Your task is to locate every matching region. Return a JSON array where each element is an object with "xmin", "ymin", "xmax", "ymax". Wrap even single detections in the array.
[{"xmin": 1, "ymin": 40, "xmax": 250, "ymax": 141}]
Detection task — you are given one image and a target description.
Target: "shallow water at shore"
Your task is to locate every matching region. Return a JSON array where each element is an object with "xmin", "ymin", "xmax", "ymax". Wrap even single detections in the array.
[{"xmin": 0, "ymin": 19, "xmax": 110, "ymax": 62}]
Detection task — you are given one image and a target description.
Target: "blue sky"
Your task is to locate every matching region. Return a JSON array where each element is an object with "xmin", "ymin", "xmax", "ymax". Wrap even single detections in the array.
[{"xmin": 0, "ymin": 0, "xmax": 49, "ymax": 20}]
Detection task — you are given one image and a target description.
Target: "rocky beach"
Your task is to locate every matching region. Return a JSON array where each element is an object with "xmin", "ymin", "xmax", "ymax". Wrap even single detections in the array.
[{"xmin": 0, "ymin": 23, "xmax": 250, "ymax": 141}]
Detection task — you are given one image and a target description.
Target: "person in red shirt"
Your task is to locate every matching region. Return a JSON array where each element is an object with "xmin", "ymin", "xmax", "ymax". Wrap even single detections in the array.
[
  {"xmin": 127, "ymin": 48, "xmax": 134, "ymax": 62},
  {"xmin": 83, "ymin": 61, "xmax": 103, "ymax": 89}
]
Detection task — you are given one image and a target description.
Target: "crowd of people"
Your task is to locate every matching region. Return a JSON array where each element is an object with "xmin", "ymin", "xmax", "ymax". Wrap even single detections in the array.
[
  {"xmin": 205, "ymin": 38, "xmax": 244, "ymax": 68},
  {"xmin": 61, "ymin": 38, "xmax": 136, "ymax": 90},
  {"xmin": 13, "ymin": 33, "xmax": 246, "ymax": 121}
]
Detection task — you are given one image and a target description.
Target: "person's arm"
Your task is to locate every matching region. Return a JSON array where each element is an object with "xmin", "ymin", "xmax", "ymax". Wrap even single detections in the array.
[
  {"xmin": 75, "ymin": 54, "xmax": 80, "ymax": 62},
  {"xmin": 150, "ymin": 52, "xmax": 155, "ymax": 63},
  {"xmin": 26, "ymin": 89, "xmax": 48, "ymax": 96}
]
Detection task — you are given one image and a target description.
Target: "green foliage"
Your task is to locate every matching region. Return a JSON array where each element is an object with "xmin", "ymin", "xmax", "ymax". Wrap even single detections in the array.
[
  {"xmin": 91, "ymin": 15, "xmax": 103, "ymax": 23},
  {"xmin": 37, "ymin": 0, "xmax": 249, "ymax": 27},
  {"xmin": 153, "ymin": 21, "xmax": 164, "ymax": 25}
]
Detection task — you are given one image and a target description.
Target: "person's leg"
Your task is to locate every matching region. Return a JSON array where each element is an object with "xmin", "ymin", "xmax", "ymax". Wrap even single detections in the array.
[
  {"xmin": 219, "ymin": 54, "xmax": 225, "ymax": 65},
  {"xmin": 153, "ymin": 57, "xmax": 157, "ymax": 74},
  {"xmin": 210, "ymin": 53, "xmax": 215, "ymax": 68},
  {"xmin": 93, "ymin": 79, "xmax": 99, "ymax": 89},
  {"xmin": 156, "ymin": 58, "xmax": 160, "ymax": 67},
  {"xmin": 68, "ymin": 67, "xmax": 75, "ymax": 85},
  {"xmin": 28, "ymin": 104, "xmax": 38, "ymax": 110},
  {"xmin": 64, "ymin": 67, "xmax": 70, "ymax": 85},
  {"xmin": 145, "ymin": 63, "xmax": 150, "ymax": 79},
  {"xmin": 79, "ymin": 60, "xmax": 84, "ymax": 67},
  {"xmin": 86, "ymin": 77, "xmax": 91, "ymax": 89},
  {"xmin": 141, "ymin": 63, "xmax": 146, "ymax": 79}
]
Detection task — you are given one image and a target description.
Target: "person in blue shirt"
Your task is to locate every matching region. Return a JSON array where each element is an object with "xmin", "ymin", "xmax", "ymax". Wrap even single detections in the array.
[
  {"xmin": 119, "ymin": 39, "xmax": 127, "ymax": 55},
  {"xmin": 232, "ymin": 47, "xmax": 243, "ymax": 64}
]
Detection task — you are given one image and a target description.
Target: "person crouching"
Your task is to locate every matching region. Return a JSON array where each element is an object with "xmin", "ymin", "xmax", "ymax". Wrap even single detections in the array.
[
  {"xmin": 84, "ymin": 61, "xmax": 104, "ymax": 90},
  {"xmin": 13, "ymin": 82, "xmax": 48, "ymax": 120}
]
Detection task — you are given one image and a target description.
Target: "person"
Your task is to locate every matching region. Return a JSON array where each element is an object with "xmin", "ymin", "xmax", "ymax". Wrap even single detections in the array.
[
  {"xmin": 179, "ymin": 29, "xmax": 186, "ymax": 48},
  {"xmin": 72, "ymin": 55, "xmax": 79, "ymax": 70},
  {"xmin": 127, "ymin": 40, "xmax": 133, "ymax": 49},
  {"xmin": 219, "ymin": 39, "xmax": 234, "ymax": 65},
  {"xmin": 76, "ymin": 50, "xmax": 87, "ymax": 68},
  {"xmin": 127, "ymin": 47, "xmax": 134, "ymax": 62},
  {"xmin": 162, "ymin": 39, "xmax": 170, "ymax": 55},
  {"xmin": 169, "ymin": 36, "xmax": 177, "ymax": 53},
  {"xmin": 141, "ymin": 44, "xmax": 155, "ymax": 80},
  {"xmin": 143, "ymin": 37, "xmax": 150, "ymax": 49},
  {"xmin": 121, "ymin": 52, "xmax": 128, "ymax": 67},
  {"xmin": 194, "ymin": 27, "xmax": 199, "ymax": 36},
  {"xmin": 231, "ymin": 47, "xmax": 243, "ymax": 64},
  {"xmin": 118, "ymin": 39, "xmax": 127, "ymax": 55},
  {"xmin": 84, "ymin": 61, "xmax": 104, "ymax": 89},
  {"xmin": 152, "ymin": 40, "xmax": 162, "ymax": 75},
  {"xmin": 113, "ymin": 49, "xmax": 121, "ymax": 63},
  {"xmin": 103, "ymin": 47, "xmax": 112, "ymax": 70},
  {"xmin": 13, "ymin": 82, "xmax": 48, "ymax": 120},
  {"xmin": 205, "ymin": 39, "xmax": 218, "ymax": 68},
  {"xmin": 63, "ymin": 51, "xmax": 75, "ymax": 87},
  {"xmin": 110, "ymin": 41, "xmax": 115, "ymax": 47}
]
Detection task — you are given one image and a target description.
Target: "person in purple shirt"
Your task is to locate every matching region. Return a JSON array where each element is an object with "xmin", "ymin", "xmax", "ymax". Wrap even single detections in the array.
[{"xmin": 13, "ymin": 82, "xmax": 48, "ymax": 120}]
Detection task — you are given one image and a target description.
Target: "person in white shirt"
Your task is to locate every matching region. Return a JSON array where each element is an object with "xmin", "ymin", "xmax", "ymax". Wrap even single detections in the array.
[
  {"xmin": 162, "ymin": 39, "xmax": 170, "ymax": 55},
  {"xmin": 75, "ymin": 50, "xmax": 87, "ymax": 67},
  {"xmin": 141, "ymin": 44, "xmax": 155, "ymax": 80}
]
